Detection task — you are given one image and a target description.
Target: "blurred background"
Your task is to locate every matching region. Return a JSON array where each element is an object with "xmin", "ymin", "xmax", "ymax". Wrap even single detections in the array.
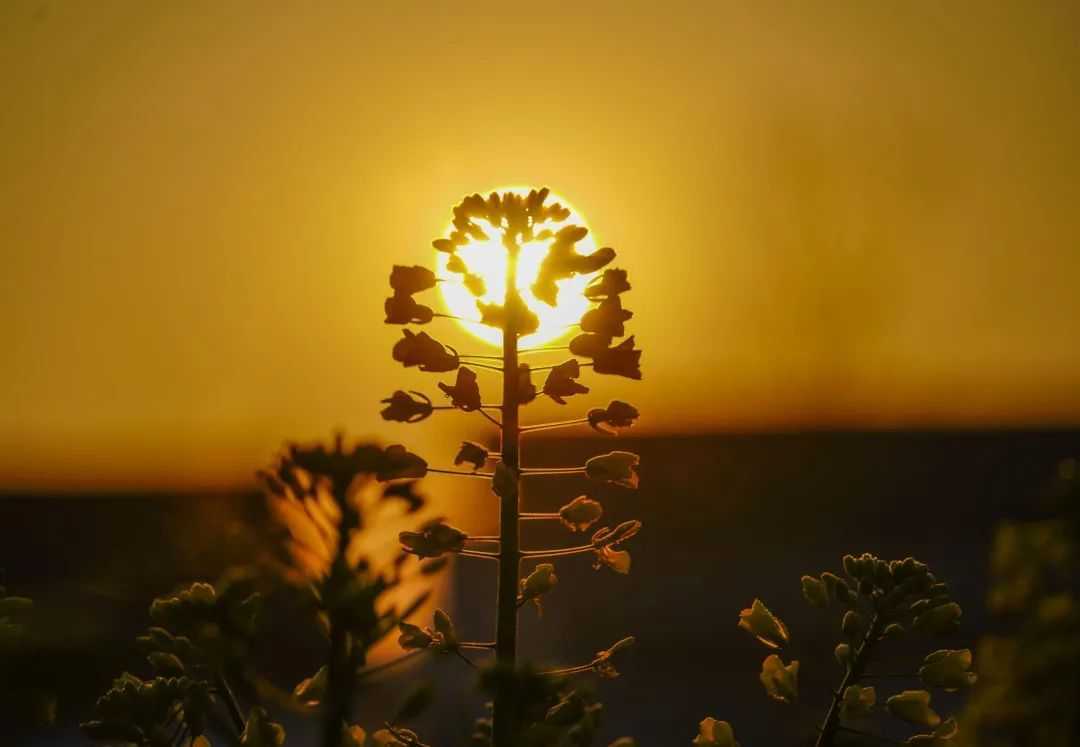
[{"xmin": 2, "ymin": 0, "xmax": 1078, "ymax": 744}]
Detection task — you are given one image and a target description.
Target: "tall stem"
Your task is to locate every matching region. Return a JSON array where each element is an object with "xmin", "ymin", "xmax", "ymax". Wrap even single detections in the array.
[
  {"xmin": 815, "ymin": 613, "xmax": 882, "ymax": 747},
  {"xmin": 493, "ymin": 240, "xmax": 522, "ymax": 747},
  {"xmin": 322, "ymin": 483, "xmax": 359, "ymax": 747}
]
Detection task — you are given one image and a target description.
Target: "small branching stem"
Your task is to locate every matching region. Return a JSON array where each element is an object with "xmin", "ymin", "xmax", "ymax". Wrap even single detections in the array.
[
  {"xmin": 322, "ymin": 483, "xmax": 361, "ymax": 747},
  {"xmin": 520, "ymin": 544, "xmax": 594, "ymax": 559},
  {"xmin": 427, "ymin": 468, "xmax": 496, "ymax": 478},
  {"xmin": 519, "ymin": 418, "xmax": 590, "ymax": 433},
  {"xmin": 521, "ymin": 467, "xmax": 587, "ymax": 475},
  {"xmin": 539, "ymin": 663, "xmax": 593, "ymax": 677},
  {"xmin": 519, "ymin": 512, "xmax": 561, "ymax": 521},
  {"xmin": 465, "ymin": 535, "xmax": 501, "ymax": 542},
  {"xmin": 814, "ymin": 613, "xmax": 883, "ymax": 747},
  {"xmin": 476, "ymin": 409, "xmax": 504, "ymax": 428},
  {"xmin": 459, "ymin": 641, "xmax": 497, "ymax": 650},
  {"xmin": 456, "ymin": 549, "xmax": 500, "ymax": 560},
  {"xmin": 214, "ymin": 672, "xmax": 246, "ymax": 735}
]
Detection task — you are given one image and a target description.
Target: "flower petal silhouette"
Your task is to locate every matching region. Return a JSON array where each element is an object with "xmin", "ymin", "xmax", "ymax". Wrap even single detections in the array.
[
  {"xmin": 587, "ymin": 401, "xmax": 640, "ymax": 434},
  {"xmin": 380, "ymin": 391, "xmax": 434, "ymax": 423},
  {"xmin": 592, "ymin": 336, "xmax": 642, "ymax": 379},
  {"xmin": 919, "ymin": 649, "xmax": 977, "ymax": 691},
  {"xmin": 454, "ymin": 441, "xmax": 489, "ymax": 471},
  {"xmin": 392, "ymin": 330, "xmax": 460, "ymax": 372},
  {"xmin": 385, "ymin": 294, "xmax": 435, "ymax": 325},
  {"xmin": 377, "ymin": 445, "xmax": 428, "ymax": 482},
  {"xmin": 738, "ymin": 599, "xmax": 790, "ymax": 649},
  {"xmin": 478, "ymin": 299, "xmax": 540, "ymax": 336},
  {"xmin": 382, "ymin": 481, "xmax": 424, "ymax": 513},
  {"xmin": 517, "ymin": 364, "xmax": 538, "ymax": 404},
  {"xmin": 593, "ymin": 545, "xmax": 631, "ymax": 574},
  {"xmin": 760, "ymin": 654, "xmax": 799, "ymax": 703},
  {"xmin": 591, "ymin": 520, "xmax": 642, "ymax": 548},
  {"xmin": 543, "ymin": 359, "xmax": 590, "ymax": 404},
  {"xmin": 581, "ymin": 296, "xmax": 633, "ymax": 338},
  {"xmin": 437, "ymin": 367, "xmax": 482, "ymax": 411},
  {"xmin": 398, "ymin": 521, "xmax": 467, "ymax": 558},
  {"xmin": 692, "ymin": 718, "xmax": 740, "ymax": 747},
  {"xmin": 390, "ymin": 265, "xmax": 437, "ymax": 295},
  {"xmin": 532, "ymin": 225, "xmax": 615, "ymax": 306},
  {"xmin": 887, "ymin": 690, "xmax": 941, "ymax": 728},
  {"xmin": 585, "ymin": 451, "xmax": 640, "ymax": 488},
  {"xmin": 397, "ymin": 622, "xmax": 434, "ymax": 651},
  {"xmin": 841, "ymin": 685, "xmax": 876, "ymax": 717},
  {"xmin": 569, "ymin": 332, "xmax": 612, "ymax": 359},
  {"xmin": 558, "ymin": 495, "xmax": 603, "ymax": 532},
  {"xmin": 906, "ymin": 718, "xmax": 958, "ymax": 746},
  {"xmin": 519, "ymin": 563, "xmax": 558, "ymax": 613},
  {"xmin": 584, "ymin": 268, "xmax": 631, "ymax": 301}
]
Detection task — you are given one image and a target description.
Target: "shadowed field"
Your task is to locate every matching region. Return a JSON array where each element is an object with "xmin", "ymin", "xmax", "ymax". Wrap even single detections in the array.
[{"xmin": 3, "ymin": 429, "xmax": 1077, "ymax": 744}]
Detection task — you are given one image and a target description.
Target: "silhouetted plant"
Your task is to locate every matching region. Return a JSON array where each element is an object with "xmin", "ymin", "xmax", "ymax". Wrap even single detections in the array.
[
  {"xmin": 699, "ymin": 554, "xmax": 973, "ymax": 746},
  {"xmin": 960, "ymin": 457, "xmax": 1080, "ymax": 746},
  {"xmin": 0, "ymin": 585, "xmax": 56, "ymax": 732},
  {"xmin": 81, "ymin": 436, "xmax": 445, "ymax": 747},
  {"xmin": 379, "ymin": 188, "xmax": 644, "ymax": 747}
]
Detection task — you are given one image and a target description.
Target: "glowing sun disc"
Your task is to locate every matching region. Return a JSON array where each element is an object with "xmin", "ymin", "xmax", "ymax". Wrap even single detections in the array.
[{"xmin": 437, "ymin": 187, "xmax": 596, "ymax": 348}]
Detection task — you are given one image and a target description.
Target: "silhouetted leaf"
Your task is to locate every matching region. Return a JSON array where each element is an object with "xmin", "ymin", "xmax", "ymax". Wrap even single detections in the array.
[
  {"xmin": 464, "ymin": 272, "xmax": 486, "ymax": 297},
  {"xmin": 381, "ymin": 391, "xmax": 434, "ymax": 423},
  {"xmin": 543, "ymin": 359, "xmax": 590, "ymax": 404},
  {"xmin": 906, "ymin": 717, "xmax": 958, "ymax": 746},
  {"xmin": 581, "ymin": 296, "xmax": 633, "ymax": 338},
  {"xmin": 377, "ymin": 445, "xmax": 428, "ymax": 481},
  {"xmin": 592, "ymin": 336, "xmax": 642, "ymax": 379},
  {"xmin": 693, "ymin": 718, "xmax": 740, "ymax": 747},
  {"xmin": 585, "ymin": 451, "xmax": 640, "ymax": 488},
  {"xmin": 587, "ymin": 401, "xmax": 640, "ymax": 434},
  {"xmin": 398, "ymin": 521, "xmax": 467, "ymax": 558},
  {"xmin": 519, "ymin": 564, "xmax": 558, "ymax": 613},
  {"xmin": 392, "ymin": 330, "xmax": 460, "ymax": 372},
  {"xmin": 398, "ymin": 622, "xmax": 434, "ymax": 651},
  {"xmin": 385, "ymin": 293, "xmax": 434, "ymax": 324},
  {"xmin": 887, "ymin": 690, "xmax": 941, "ymax": 728},
  {"xmin": 147, "ymin": 651, "xmax": 184, "ymax": 677},
  {"xmin": 841, "ymin": 685, "xmax": 876, "ymax": 718},
  {"xmin": 432, "ymin": 609, "xmax": 457, "ymax": 649},
  {"xmin": 390, "ymin": 265, "xmax": 437, "ymax": 295},
  {"xmin": 759, "ymin": 654, "xmax": 799, "ymax": 703},
  {"xmin": 919, "ymin": 649, "xmax": 977, "ymax": 691},
  {"xmin": 558, "ymin": 496, "xmax": 603, "ymax": 532},
  {"xmin": 585, "ymin": 269, "xmax": 631, "ymax": 301},
  {"xmin": 738, "ymin": 599, "xmax": 790, "ymax": 649},
  {"xmin": 801, "ymin": 575, "xmax": 828, "ymax": 608},
  {"xmin": 569, "ymin": 332, "xmax": 613, "ymax": 359},
  {"xmin": 437, "ymin": 368, "xmax": 482, "ymax": 411},
  {"xmin": 842, "ymin": 610, "xmax": 864, "ymax": 639},
  {"xmin": 454, "ymin": 441, "xmax": 489, "ymax": 471}
]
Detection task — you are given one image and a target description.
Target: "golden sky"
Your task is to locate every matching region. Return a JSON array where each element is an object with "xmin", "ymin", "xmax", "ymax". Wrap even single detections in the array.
[{"xmin": 2, "ymin": 1, "xmax": 1078, "ymax": 489}]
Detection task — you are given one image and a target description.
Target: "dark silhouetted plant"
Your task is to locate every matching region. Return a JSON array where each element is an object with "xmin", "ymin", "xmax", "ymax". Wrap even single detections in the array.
[
  {"xmin": 380, "ymin": 188, "xmax": 643, "ymax": 747},
  {"xmin": 699, "ymin": 554, "xmax": 973, "ymax": 746}
]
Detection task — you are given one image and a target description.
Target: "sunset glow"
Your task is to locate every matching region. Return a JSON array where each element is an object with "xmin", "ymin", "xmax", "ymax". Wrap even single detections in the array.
[{"xmin": 436, "ymin": 188, "xmax": 595, "ymax": 348}]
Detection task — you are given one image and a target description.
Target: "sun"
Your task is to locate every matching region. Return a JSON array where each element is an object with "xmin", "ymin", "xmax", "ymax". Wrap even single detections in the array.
[{"xmin": 436, "ymin": 187, "xmax": 596, "ymax": 347}]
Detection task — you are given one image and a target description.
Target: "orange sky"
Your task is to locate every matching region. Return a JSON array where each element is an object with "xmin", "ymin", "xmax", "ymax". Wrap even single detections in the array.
[{"xmin": 2, "ymin": 1, "xmax": 1078, "ymax": 489}]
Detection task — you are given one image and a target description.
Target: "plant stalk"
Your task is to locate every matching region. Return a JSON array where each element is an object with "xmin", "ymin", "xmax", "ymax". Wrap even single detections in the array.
[
  {"xmin": 493, "ymin": 240, "xmax": 522, "ymax": 747},
  {"xmin": 814, "ymin": 613, "xmax": 882, "ymax": 747}
]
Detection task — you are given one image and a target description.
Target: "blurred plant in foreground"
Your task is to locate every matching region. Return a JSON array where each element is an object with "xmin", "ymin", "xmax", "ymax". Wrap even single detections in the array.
[{"xmin": 960, "ymin": 457, "xmax": 1080, "ymax": 746}]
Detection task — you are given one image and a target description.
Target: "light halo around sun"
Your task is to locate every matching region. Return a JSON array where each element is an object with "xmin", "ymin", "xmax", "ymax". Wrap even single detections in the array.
[{"xmin": 436, "ymin": 186, "xmax": 596, "ymax": 348}]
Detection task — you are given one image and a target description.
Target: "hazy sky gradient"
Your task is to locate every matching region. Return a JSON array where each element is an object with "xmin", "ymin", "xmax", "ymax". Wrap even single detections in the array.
[{"xmin": 3, "ymin": 1, "xmax": 1078, "ymax": 488}]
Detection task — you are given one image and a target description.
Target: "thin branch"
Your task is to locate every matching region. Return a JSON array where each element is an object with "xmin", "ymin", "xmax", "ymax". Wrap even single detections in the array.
[
  {"xmin": 529, "ymin": 362, "xmax": 594, "ymax": 372},
  {"xmin": 427, "ymin": 467, "xmax": 495, "ymax": 478},
  {"xmin": 465, "ymin": 535, "xmax": 501, "ymax": 542},
  {"xmin": 519, "ymin": 512, "xmax": 560, "ymax": 521},
  {"xmin": 455, "ymin": 549, "xmax": 500, "ymax": 560},
  {"xmin": 476, "ymin": 409, "xmax": 503, "ymax": 428},
  {"xmin": 454, "ymin": 649, "xmax": 479, "ymax": 669},
  {"xmin": 215, "ymin": 672, "xmax": 246, "ymax": 736},
  {"xmin": 520, "ymin": 467, "xmax": 587, "ymax": 476},
  {"xmin": 539, "ymin": 663, "xmax": 593, "ymax": 677},
  {"xmin": 460, "ymin": 353, "xmax": 504, "ymax": 361},
  {"xmin": 466, "ymin": 362, "xmax": 505, "ymax": 373},
  {"xmin": 459, "ymin": 641, "xmax": 497, "ymax": 650},
  {"xmin": 518, "ymin": 345, "xmax": 570, "ymax": 354},
  {"xmin": 520, "ymin": 544, "xmax": 595, "ymax": 559},
  {"xmin": 520, "ymin": 418, "xmax": 589, "ymax": 433}
]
